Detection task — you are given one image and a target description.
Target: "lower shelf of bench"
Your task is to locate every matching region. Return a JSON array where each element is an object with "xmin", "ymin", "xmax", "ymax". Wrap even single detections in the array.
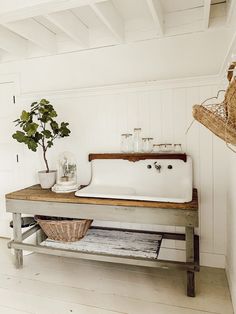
[
  {"xmin": 8, "ymin": 225, "xmax": 199, "ymax": 271},
  {"xmin": 41, "ymin": 228, "xmax": 163, "ymax": 260}
]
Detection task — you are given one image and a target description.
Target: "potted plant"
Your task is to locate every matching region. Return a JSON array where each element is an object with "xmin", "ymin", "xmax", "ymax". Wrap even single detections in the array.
[{"xmin": 12, "ymin": 99, "xmax": 71, "ymax": 189}]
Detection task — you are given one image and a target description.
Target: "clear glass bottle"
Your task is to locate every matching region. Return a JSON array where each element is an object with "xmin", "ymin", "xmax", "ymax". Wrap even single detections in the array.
[
  {"xmin": 142, "ymin": 137, "xmax": 154, "ymax": 152},
  {"xmin": 174, "ymin": 144, "xmax": 182, "ymax": 152},
  {"xmin": 133, "ymin": 128, "xmax": 142, "ymax": 152},
  {"xmin": 121, "ymin": 133, "xmax": 133, "ymax": 152},
  {"xmin": 153, "ymin": 144, "xmax": 161, "ymax": 152},
  {"xmin": 160, "ymin": 143, "xmax": 173, "ymax": 152}
]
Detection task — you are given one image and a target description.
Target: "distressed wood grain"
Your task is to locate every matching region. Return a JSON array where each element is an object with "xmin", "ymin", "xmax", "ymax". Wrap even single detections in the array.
[
  {"xmin": 41, "ymin": 228, "xmax": 163, "ymax": 259},
  {"xmin": 6, "ymin": 185, "xmax": 198, "ymax": 210}
]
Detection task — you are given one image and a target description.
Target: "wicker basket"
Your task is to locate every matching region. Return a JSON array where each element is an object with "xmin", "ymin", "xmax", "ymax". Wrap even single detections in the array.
[
  {"xmin": 193, "ymin": 62, "xmax": 236, "ymax": 146},
  {"xmin": 35, "ymin": 216, "xmax": 93, "ymax": 242}
]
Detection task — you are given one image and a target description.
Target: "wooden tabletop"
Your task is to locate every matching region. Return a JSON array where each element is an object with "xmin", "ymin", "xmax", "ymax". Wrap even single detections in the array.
[{"xmin": 6, "ymin": 185, "xmax": 198, "ymax": 210}]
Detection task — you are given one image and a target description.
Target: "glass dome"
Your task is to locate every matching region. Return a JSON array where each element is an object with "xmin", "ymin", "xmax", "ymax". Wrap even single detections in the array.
[{"xmin": 57, "ymin": 151, "xmax": 77, "ymax": 186}]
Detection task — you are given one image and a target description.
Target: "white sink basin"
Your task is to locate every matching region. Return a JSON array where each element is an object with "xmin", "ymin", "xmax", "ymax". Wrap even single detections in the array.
[{"xmin": 76, "ymin": 156, "xmax": 193, "ymax": 203}]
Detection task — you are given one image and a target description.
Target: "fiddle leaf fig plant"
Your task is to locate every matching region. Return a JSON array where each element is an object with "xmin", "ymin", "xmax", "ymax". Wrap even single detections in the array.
[{"xmin": 12, "ymin": 99, "xmax": 71, "ymax": 173}]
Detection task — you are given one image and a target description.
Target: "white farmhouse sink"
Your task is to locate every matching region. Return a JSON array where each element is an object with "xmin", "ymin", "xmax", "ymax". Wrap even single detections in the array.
[{"xmin": 76, "ymin": 156, "xmax": 193, "ymax": 203}]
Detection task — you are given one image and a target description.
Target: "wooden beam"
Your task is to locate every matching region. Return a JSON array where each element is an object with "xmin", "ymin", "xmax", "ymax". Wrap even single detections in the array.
[
  {"xmin": 90, "ymin": 1, "xmax": 124, "ymax": 42},
  {"xmin": 203, "ymin": 0, "xmax": 211, "ymax": 29},
  {"xmin": 4, "ymin": 18, "xmax": 56, "ymax": 53},
  {"xmin": 0, "ymin": 25, "xmax": 27, "ymax": 57},
  {"xmin": 0, "ymin": 0, "xmax": 107, "ymax": 24},
  {"xmin": 47, "ymin": 10, "xmax": 89, "ymax": 47},
  {"xmin": 146, "ymin": 0, "xmax": 164, "ymax": 35},
  {"xmin": 9, "ymin": 240, "xmax": 196, "ymax": 270}
]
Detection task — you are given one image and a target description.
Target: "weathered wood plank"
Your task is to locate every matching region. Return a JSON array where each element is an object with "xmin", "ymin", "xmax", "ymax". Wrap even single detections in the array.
[
  {"xmin": 5, "ymin": 185, "xmax": 198, "ymax": 210},
  {"xmin": 6, "ymin": 199, "xmax": 198, "ymax": 227},
  {"xmin": 22, "ymin": 224, "xmax": 40, "ymax": 241},
  {"xmin": 186, "ymin": 227, "xmax": 194, "ymax": 262},
  {"xmin": 186, "ymin": 227, "xmax": 195, "ymax": 297},
  {"xmin": 9, "ymin": 241, "xmax": 195, "ymax": 270},
  {"xmin": 13, "ymin": 213, "xmax": 23, "ymax": 269},
  {"xmin": 41, "ymin": 229, "xmax": 163, "ymax": 259},
  {"xmin": 88, "ymin": 153, "xmax": 187, "ymax": 162},
  {"xmin": 187, "ymin": 271, "xmax": 195, "ymax": 297}
]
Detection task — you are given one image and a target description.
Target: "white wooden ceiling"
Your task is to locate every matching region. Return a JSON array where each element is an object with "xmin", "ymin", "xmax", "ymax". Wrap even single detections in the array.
[{"xmin": 0, "ymin": 0, "xmax": 234, "ymax": 62}]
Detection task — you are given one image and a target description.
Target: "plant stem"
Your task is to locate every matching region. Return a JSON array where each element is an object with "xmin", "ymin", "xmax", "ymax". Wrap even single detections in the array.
[
  {"xmin": 41, "ymin": 120, "xmax": 49, "ymax": 173},
  {"xmin": 43, "ymin": 147, "xmax": 49, "ymax": 173}
]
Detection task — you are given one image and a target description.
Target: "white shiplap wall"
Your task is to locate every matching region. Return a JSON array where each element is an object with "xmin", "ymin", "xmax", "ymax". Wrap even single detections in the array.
[{"xmin": 17, "ymin": 79, "xmax": 228, "ymax": 267}]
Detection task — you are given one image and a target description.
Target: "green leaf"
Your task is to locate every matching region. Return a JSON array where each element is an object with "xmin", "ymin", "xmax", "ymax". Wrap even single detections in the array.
[
  {"xmin": 40, "ymin": 99, "xmax": 50, "ymax": 105},
  {"xmin": 50, "ymin": 121, "xmax": 59, "ymax": 134},
  {"xmin": 41, "ymin": 113, "xmax": 51, "ymax": 123},
  {"xmin": 34, "ymin": 132, "xmax": 43, "ymax": 141},
  {"xmin": 27, "ymin": 123, "xmax": 39, "ymax": 136},
  {"xmin": 47, "ymin": 140, "xmax": 53, "ymax": 148},
  {"xmin": 20, "ymin": 110, "xmax": 30, "ymax": 122},
  {"xmin": 27, "ymin": 139, "xmax": 38, "ymax": 152},
  {"xmin": 49, "ymin": 110, "xmax": 57, "ymax": 118},
  {"xmin": 12, "ymin": 131, "xmax": 26, "ymax": 143},
  {"xmin": 42, "ymin": 129, "xmax": 52, "ymax": 139},
  {"xmin": 59, "ymin": 122, "xmax": 71, "ymax": 137}
]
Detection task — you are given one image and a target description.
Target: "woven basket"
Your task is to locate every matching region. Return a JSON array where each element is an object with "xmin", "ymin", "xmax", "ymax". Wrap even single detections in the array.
[
  {"xmin": 35, "ymin": 216, "xmax": 93, "ymax": 242},
  {"xmin": 193, "ymin": 62, "xmax": 236, "ymax": 146}
]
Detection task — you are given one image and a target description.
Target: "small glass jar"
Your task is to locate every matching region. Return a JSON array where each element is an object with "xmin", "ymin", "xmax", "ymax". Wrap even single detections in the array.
[
  {"xmin": 57, "ymin": 152, "xmax": 77, "ymax": 186},
  {"xmin": 153, "ymin": 144, "xmax": 161, "ymax": 152},
  {"xmin": 142, "ymin": 137, "xmax": 154, "ymax": 152},
  {"xmin": 121, "ymin": 133, "xmax": 133, "ymax": 152},
  {"xmin": 133, "ymin": 128, "xmax": 142, "ymax": 152},
  {"xmin": 174, "ymin": 144, "xmax": 182, "ymax": 152},
  {"xmin": 160, "ymin": 144, "xmax": 173, "ymax": 152}
]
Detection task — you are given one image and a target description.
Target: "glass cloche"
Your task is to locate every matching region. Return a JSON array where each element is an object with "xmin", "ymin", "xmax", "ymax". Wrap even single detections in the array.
[{"xmin": 52, "ymin": 152, "xmax": 78, "ymax": 193}]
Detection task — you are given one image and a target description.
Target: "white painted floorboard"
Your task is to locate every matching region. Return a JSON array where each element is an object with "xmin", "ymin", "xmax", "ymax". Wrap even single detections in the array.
[{"xmin": 0, "ymin": 239, "xmax": 233, "ymax": 314}]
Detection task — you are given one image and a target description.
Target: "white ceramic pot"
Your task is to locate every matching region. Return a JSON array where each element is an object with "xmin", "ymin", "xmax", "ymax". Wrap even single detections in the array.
[{"xmin": 38, "ymin": 170, "xmax": 57, "ymax": 189}]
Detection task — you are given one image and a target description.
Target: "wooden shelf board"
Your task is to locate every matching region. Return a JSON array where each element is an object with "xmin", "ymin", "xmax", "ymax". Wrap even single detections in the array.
[
  {"xmin": 89, "ymin": 153, "xmax": 187, "ymax": 162},
  {"xmin": 41, "ymin": 227, "xmax": 163, "ymax": 260},
  {"xmin": 5, "ymin": 185, "xmax": 198, "ymax": 210}
]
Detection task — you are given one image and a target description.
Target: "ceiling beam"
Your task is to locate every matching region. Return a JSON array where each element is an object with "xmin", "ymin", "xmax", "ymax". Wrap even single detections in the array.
[
  {"xmin": 0, "ymin": 0, "xmax": 107, "ymax": 24},
  {"xmin": 90, "ymin": 1, "xmax": 124, "ymax": 43},
  {"xmin": 203, "ymin": 0, "xmax": 211, "ymax": 29},
  {"xmin": 146, "ymin": 0, "xmax": 164, "ymax": 35},
  {"xmin": 47, "ymin": 10, "xmax": 89, "ymax": 47},
  {"xmin": 4, "ymin": 18, "xmax": 56, "ymax": 53},
  {"xmin": 0, "ymin": 25, "xmax": 27, "ymax": 57}
]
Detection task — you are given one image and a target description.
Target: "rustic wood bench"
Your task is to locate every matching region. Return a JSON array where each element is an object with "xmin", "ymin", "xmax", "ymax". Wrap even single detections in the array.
[{"xmin": 5, "ymin": 185, "xmax": 199, "ymax": 297}]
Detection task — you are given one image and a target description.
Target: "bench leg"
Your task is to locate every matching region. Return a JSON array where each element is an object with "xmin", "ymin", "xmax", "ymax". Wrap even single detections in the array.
[
  {"xmin": 13, "ymin": 213, "xmax": 23, "ymax": 269},
  {"xmin": 187, "ymin": 271, "xmax": 195, "ymax": 297},
  {"xmin": 186, "ymin": 226, "xmax": 195, "ymax": 297}
]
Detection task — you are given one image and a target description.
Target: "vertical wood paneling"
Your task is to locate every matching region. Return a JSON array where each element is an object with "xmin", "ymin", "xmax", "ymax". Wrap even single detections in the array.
[
  {"xmin": 198, "ymin": 86, "xmax": 214, "ymax": 253},
  {"xmin": 149, "ymin": 90, "xmax": 162, "ymax": 143},
  {"xmin": 172, "ymin": 88, "xmax": 187, "ymax": 151},
  {"xmin": 211, "ymin": 85, "xmax": 227, "ymax": 255},
  {"xmin": 172, "ymin": 88, "xmax": 187, "ymax": 245},
  {"xmin": 161, "ymin": 89, "xmax": 174, "ymax": 143},
  {"xmin": 184, "ymin": 87, "xmax": 201, "ymax": 249},
  {"xmin": 10, "ymin": 81, "xmax": 228, "ymax": 265}
]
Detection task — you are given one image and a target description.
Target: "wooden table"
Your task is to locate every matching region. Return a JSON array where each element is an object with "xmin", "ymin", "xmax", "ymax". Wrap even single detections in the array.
[{"xmin": 5, "ymin": 185, "xmax": 199, "ymax": 297}]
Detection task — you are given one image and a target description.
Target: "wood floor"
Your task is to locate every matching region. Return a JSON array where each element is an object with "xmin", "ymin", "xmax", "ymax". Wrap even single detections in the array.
[{"xmin": 0, "ymin": 239, "xmax": 233, "ymax": 314}]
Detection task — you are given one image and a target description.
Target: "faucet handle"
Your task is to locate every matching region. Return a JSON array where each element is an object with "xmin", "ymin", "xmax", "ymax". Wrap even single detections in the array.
[{"xmin": 154, "ymin": 162, "xmax": 162, "ymax": 172}]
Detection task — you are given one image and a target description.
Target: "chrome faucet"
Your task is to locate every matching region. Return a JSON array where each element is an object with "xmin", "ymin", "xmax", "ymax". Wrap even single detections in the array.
[{"xmin": 154, "ymin": 162, "xmax": 161, "ymax": 172}]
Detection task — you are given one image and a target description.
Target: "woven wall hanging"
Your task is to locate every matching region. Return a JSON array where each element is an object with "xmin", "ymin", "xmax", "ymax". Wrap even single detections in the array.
[{"xmin": 192, "ymin": 62, "xmax": 236, "ymax": 147}]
